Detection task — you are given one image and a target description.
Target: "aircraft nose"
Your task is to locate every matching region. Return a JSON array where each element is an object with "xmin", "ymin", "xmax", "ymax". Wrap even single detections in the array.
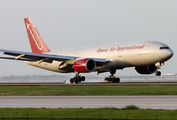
[{"xmin": 159, "ymin": 49, "xmax": 173, "ymax": 61}]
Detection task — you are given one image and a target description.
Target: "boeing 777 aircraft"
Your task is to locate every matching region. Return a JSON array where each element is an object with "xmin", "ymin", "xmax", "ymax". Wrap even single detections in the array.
[{"xmin": 0, "ymin": 18, "xmax": 174, "ymax": 83}]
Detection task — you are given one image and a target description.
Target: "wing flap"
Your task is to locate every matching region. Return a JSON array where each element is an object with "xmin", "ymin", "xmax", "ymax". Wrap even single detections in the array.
[{"xmin": 0, "ymin": 57, "xmax": 34, "ymax": 61}]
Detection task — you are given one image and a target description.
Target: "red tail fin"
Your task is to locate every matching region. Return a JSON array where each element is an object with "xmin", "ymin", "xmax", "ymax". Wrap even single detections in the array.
[{"xmin": 24, "ymin": 18, "xmax": 50, "ymax": 54}]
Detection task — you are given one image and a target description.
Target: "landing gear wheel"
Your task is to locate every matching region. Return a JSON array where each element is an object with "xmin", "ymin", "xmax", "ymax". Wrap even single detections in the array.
[
  {"xmin": 104, "ymin": 77, "xmax": 120, "ymax": 83},
  {"xmin": 81, "ymin": 76, "xmax": 85, "ymax": 81},
  {"xmin": 104, "ymin": 70, "xmax": 120, "ymax": 83},
  {"xmin": 75, "ymin": 80, "xmax": 78, "ymax": 83},
  {"xmin": 74, "ymin": 77, "xmax": 79, "ymax": 83},
  {"xmin": 70, "ymin": 78, "xmax": 74, "ymax": 84},
  {"xmin": 78, "ymin": 77, "xmax": 81, "ymax": 82},
  {"xmin": 70, "ymin": 74, "xmax": 86, "ymax": 84},
  {"xmin": 117, "ymin": 77, "xmax": 120, "ymax": 83},
  {"xmin": 105, "ymin": 77, "xmax": 108, "ymax": 81},
  {"xmin": 114, "ymin": 77, "xmax": 120, "ymax": 83},
  {"xmin": 155, "ymin": 71, "xmax": 161, "ymax": 76}
]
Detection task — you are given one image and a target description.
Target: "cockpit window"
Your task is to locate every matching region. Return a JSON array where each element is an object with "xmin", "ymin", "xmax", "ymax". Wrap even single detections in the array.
[{"xmin": 160, "ymin": 47, "xmax": 169, "ymax": 50}]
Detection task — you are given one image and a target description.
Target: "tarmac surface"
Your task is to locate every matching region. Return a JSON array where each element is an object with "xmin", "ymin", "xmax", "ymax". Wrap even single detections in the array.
[
  {"xmin": 0, "ymin": 82, "xmax": 177, "ymax": 86},
  {"xmin": 1, "ymin": 96, "xmax": 177, "ymax": 109}
]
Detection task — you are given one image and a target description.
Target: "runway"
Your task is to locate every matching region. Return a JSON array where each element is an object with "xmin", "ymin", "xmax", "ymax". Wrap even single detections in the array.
[
  {"xmin": 1, "ymin": 96, "xmax": 177, "ymax": 109},
  {"xmin": 1, "ymin": 82, "xmax": 177, "ymax": 86}
]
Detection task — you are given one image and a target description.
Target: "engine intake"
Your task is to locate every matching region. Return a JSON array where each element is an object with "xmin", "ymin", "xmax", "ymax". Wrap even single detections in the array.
[
  {"xmin": 135, "ymin": 64, "xmax": 157, "ymax": 74},
  {"xmin": 73, "ymin": 58, "xmax": 96, "ymax": 73}
]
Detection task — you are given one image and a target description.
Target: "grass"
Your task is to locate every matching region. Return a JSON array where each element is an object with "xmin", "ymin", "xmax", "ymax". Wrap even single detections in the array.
[
  {"xmin": 1, "ymin": 86, "xmax": 177, "ymax": 119},
  {"xmin": 0, "ymin": 107, "xmax": 177, "ymax": 119},
  {"xmin": 0, "ymin": 85, "xmax": 177, "ymax": 96}
]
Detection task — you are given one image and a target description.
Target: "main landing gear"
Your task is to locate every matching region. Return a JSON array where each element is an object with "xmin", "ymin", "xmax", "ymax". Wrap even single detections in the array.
[
  {"xmin": 70, "ymin": 70, "xmax": 120, "ymax": 84},
  {"xmin": 104, "ymin": 70, "xmax": 120, "ymax": 83},
  {"xmin": 70, "ymin": 73, "xmax": 85, "ymax": 84}
]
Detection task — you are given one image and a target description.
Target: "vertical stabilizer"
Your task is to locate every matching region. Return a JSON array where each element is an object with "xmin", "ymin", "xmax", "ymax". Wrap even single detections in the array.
[{"xmin": 24, "ymin": 18, "xmax": 50, "ymax": 53}]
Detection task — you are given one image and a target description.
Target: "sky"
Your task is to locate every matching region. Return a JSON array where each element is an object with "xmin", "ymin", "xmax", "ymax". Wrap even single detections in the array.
[{"xmin": 0, "ymin": 0, "xmax": 176, "ymax": 77}]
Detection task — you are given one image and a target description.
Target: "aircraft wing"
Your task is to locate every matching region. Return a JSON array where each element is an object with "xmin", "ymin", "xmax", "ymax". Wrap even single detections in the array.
[{"xmin": 0, "ymin": 49, "xmax": 108, "ymax": 64}]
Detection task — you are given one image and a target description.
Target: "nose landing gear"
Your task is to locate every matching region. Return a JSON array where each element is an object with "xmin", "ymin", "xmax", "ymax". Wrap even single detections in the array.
[{"xmin": 155, "ymin": 62, "xmax": 163, "ymax": 76}]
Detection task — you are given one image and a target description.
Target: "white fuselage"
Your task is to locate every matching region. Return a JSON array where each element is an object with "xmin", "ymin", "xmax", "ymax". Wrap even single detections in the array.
[{"xmin": 25, "ymin": 41, "xmax": 173, "ymax": 73}]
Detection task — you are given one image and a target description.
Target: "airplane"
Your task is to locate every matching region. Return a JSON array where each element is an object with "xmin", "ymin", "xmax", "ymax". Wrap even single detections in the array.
[{"xmin": 0, "ymin": 18, "xmax": 173, "ymax": 83}]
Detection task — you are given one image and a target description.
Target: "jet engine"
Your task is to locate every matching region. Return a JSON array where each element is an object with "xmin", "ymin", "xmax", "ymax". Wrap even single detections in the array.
[
  {"xmin": 135, "ymin": 64, "xmax": 157, "ymax": 74},
  {"xmin": 73, "ymin": 58, "xmax": 96, "ymax": 73}
]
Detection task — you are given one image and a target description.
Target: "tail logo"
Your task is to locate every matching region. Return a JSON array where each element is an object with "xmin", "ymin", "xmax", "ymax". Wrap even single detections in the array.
[{"xmin": 26, "ymin": 23, "xmax": 43, "ymax": 50}]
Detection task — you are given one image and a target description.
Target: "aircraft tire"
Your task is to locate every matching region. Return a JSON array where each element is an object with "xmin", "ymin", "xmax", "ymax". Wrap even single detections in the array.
[
  {"xmin": 110, "ymin": 78, "xmax": 113, "ymax": 83},
  {"xmin": 155, "ymin": 71, "xmax": 161, "ymax": 76},
  {"xmin": 81, "ymin": 76, "xmax": 85, "ymax": 81},
  {"xmin": 70, "ymin": 78, "xmax": 74, "ymax": 84},
  {"xmin": 116, "ymin": 77, "xmax": 120, "ymax": 83},
  {"xmin": 105, "ymin": 77, "xmax": 108, "ymax": 81},
  {"xmin": 73, "ymin": 77, "xmax": 79, "ymax": 83},
  {"xmin": 78, "ymin": 77, "xmax": 81, "ymax": 82},
  {"xmin": 113, "ymin": 78, "xmax": 117, "ymax": 83}
]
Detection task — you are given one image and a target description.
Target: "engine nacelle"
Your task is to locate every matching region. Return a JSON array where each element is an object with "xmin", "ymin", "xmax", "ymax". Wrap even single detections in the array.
[
  {"xmin": 73, "ymin": 58, "xmax": 96, "ymax": 73},
  {"xmin": 135, "ymin": 64, "xmax": 157, "ymax": 74}
]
